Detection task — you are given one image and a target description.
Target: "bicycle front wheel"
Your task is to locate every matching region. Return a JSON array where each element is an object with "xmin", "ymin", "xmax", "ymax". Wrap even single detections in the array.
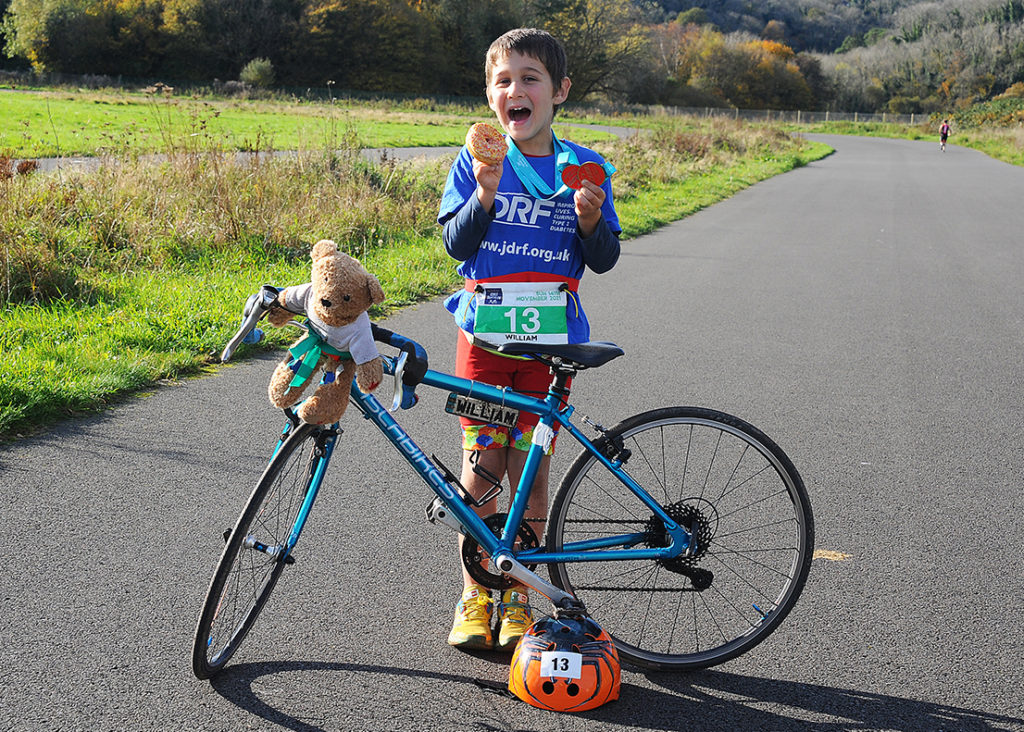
[
  {"xmin": 192, "ymin": 421, "xmax": 320, "ymax": 679},
  {"xmin": 548, "ymin": 407, "xmax": 813, "ymax": 671}
]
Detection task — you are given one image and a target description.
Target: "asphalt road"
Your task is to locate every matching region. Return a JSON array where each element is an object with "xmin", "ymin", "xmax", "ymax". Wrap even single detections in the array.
[{"xmin": 2, "ymin": 134, "xmax": 1023, "ymax": 731}]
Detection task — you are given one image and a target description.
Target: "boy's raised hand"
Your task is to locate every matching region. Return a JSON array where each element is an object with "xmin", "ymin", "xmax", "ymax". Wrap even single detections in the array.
[
  {"xmin": 473, "ymin": 158, "xmax": 502, "ymax": 213},
  {"xmin": 575, "ymin": 179, "xmax": 606, "ymax": 238}
]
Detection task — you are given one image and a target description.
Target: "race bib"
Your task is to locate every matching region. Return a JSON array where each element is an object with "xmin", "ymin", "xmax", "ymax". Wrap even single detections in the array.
[{"xmin": 473, "ymin": 282, "xmax": 569, "ymax": 347}]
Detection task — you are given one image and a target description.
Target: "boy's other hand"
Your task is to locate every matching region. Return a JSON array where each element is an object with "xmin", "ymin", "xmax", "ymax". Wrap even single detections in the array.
[
  {"xmin": 575, "ymin": 179, "xmax": 606, "ymax": 238},
  {"xmin": 473, "ymin": 159, "xmax": 502, "ymax": 213}
]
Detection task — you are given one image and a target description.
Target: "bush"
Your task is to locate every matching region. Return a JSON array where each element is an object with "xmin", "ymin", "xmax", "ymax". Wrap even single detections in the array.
[
  {"xmin": 995, "ymin": 82, "xmax": 1024, "ymax": 100},
  {"xmin": 1, "ymin": 234, "xmax": 83, "ymax": 304},
  {"xmin": 240, "ymin": 58, "xmax": 275, "ymax": 89}
]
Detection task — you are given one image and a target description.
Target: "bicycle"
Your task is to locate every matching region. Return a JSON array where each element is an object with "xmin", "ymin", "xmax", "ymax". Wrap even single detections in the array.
[{"xmin": 191, "ymin": 285, "xmax": 814, "ymax": 679}]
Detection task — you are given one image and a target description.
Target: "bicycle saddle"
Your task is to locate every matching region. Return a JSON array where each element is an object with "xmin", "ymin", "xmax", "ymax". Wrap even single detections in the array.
[{"xmin": 497, "ymin": 341, "xmax": 624, "ymax": 369}]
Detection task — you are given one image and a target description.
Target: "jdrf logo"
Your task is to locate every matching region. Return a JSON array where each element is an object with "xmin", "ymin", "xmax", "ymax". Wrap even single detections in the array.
[
  {"xmin": 493, "ymin": 194, "xmax": 557, "ymax": 228},
  {"xmin": 484, "ymin": 288, "xmax": 503, "ymax": 305}
]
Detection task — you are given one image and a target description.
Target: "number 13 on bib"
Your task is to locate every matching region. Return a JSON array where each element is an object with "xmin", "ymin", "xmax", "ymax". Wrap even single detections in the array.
[{"xmin": 473, "ymin": 282, "xmax": 569, "ymax": 346}]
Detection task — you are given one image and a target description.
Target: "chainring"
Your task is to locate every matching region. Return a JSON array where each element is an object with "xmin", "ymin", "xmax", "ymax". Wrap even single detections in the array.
[
  {"xmin": 461, "ymin": 513, "xmax": 540, "ymax": 590},
  {"xmin": 644, "ymin": 498, "xmax": 718, "ymax": 572}
]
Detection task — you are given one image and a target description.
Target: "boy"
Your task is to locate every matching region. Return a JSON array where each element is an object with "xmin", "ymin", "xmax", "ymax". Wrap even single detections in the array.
[{"xmin": 437, "ymin": 28, "xmax": 621, "ymax": 650}]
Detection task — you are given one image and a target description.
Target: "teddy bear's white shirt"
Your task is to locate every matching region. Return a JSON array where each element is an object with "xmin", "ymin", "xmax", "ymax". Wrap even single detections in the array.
[{"xmin": 281, "ymin": 283, "xmax": 379, "ymax": 365}]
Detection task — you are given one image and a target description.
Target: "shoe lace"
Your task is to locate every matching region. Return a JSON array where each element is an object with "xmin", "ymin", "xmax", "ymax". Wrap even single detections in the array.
[
  {"xmin": 459, "ymin": 596, "xmax": 491, "ymax": 622},
  {"xmin": 500, "ymin": 601, "xmax": 531, "ymax": 626}
]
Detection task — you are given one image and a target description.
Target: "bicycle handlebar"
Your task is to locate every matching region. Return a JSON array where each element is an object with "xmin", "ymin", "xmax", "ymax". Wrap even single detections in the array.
[{"xmin": 222, "ymin": 289, "xmax": 430, "ymax": 410}]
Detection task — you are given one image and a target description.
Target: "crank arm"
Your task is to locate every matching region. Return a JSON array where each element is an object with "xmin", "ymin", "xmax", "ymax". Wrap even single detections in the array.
[{"xmin": 490, "ymin": 551, "xmax": 583, "ymax": 612}]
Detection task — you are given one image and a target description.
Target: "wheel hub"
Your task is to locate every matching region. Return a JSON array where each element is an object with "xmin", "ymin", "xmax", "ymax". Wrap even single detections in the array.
[{"xmin": 644, "ymin": 498, "xmax": 717, "ymax": 572}]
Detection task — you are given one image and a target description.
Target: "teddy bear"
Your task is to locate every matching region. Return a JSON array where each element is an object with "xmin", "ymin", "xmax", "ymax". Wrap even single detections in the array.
[{"xmin": 266, "ymin": 239, "xmax": 385, "ymax": 424}]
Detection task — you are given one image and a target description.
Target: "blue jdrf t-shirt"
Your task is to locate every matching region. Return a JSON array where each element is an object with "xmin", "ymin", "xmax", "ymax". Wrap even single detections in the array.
[{"xmin": 438, "ymin": 138, "xmax": 620, "ymax": 344}]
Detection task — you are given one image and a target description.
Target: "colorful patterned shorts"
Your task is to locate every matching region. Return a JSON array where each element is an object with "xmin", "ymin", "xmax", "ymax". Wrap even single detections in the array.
[
  {"xmin": 455, "ymin": 332, "xmax": 569, "ymax": 454},
  {"xmin": 462, "ymin": 423, "xmax": 554, "ymax": 454}
]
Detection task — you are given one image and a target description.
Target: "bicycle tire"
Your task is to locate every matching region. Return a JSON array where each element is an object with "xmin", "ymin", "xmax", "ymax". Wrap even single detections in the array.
[
  {"xmin": 192, "ymin": 421, "xmax": 320, "ymax": 679},
  {"xmin": 547, "ymin": 406, "xmax": 813, "ymax": 671}
]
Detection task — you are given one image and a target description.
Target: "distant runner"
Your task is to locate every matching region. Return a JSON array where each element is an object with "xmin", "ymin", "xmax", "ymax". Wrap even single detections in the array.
[{"xmin": 939, "ymin": 119, "xmax": 951, "ymax": 152}]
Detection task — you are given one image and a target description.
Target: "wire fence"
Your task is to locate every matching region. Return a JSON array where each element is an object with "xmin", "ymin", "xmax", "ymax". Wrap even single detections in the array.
[
  {"xmin": 0, "ymin": 68, "xmax": 929, "ymax": 126},
  {"xmin": 675, "ymin": 107, "xmax": 922, "ymax": 125},
  {"xmin": 588, "ymin": 103, "xmax": 924, "ymax": 126}
]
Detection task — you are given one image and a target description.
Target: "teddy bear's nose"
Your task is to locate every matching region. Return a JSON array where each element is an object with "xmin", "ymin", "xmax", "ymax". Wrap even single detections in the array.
[{"xmin": 320, "ymin": 298, "xmax": 332, "ymax": 308}]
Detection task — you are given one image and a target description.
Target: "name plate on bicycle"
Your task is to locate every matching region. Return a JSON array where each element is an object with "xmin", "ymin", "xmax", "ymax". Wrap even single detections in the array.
[
  {"xmin": 474, "ymin": 282, "xmax": 568, "ymax": 345},
  {"xmin": 540, "ymin": 650, "xmax": 583, "ymax": 679},
  {"xmin": 445, "ymin": 393, "xmax": 518, "ymax": 429}
]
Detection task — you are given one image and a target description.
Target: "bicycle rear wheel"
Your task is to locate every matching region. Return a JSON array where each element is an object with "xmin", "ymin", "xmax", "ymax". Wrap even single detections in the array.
[
  {"xmin": 547, "ymin": 407, "xmax": 813, "ymax": 671},
  {"xmin": 192, "ymin": 421, "xmax": 320, "ymax": 679}
]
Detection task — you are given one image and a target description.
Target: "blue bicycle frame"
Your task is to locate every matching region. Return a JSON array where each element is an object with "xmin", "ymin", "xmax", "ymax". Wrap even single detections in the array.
[{"xmin": 342, "ymin": 350, "xmax": 691, "ymax": 604}]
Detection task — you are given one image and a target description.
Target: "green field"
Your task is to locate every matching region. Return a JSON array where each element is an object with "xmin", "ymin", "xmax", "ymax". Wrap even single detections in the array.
[
  {"xmin": 1, "ymin": 89, "xmax": 831, "ymax": 439},
  {"xmin": 0, "ymin": 89, "xmax": 615, "ymax": 157}
]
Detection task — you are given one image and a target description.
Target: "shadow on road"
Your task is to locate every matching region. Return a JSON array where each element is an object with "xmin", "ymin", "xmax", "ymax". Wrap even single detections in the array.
[{"xmin": 208, "ymin": 659, "xmax": 1022, "ymax": 732}]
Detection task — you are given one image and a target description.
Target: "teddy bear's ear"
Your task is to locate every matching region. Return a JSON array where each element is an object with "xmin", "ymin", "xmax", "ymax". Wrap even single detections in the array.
[
  {"xmin": 365, "ymin": 273, "xmax": 386, "ymax": 305},
  {"xmin": 311, "ymin": 239, "xmax": 338, "ymax": 261}
]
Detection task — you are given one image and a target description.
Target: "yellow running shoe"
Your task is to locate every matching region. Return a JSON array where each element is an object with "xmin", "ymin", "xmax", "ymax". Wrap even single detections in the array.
[
  {"xmin": 447, "ymin": 584, "xmax": 493, "ymax": 649},
  {"xmin": 497, "ymin": 587, "xmax": 533, "ymax": 650}
]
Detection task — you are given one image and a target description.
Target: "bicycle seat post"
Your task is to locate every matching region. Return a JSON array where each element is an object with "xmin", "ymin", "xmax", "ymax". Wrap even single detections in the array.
[{"xmin": 548, "ymin": 361, "xmax": 574, "ymax": 402}]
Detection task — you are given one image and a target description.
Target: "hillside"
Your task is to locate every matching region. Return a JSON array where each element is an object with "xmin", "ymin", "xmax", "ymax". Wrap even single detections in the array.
[
  {"xmin": 643, "ymin": 0, "xmax": 927, "ymax": 53},
  {"xmin": 2, "ymin": 0, "xmax": 1022, "ymax": 114}
]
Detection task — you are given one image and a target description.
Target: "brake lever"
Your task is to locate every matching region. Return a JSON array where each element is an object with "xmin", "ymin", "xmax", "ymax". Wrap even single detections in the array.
[
  {"xmin": 389, "ymin": 350, "xmax": 409, "ymax": 412},
  {"xmin": 221, "ymin": 285, "xmax": 280, "ymax": 362}
]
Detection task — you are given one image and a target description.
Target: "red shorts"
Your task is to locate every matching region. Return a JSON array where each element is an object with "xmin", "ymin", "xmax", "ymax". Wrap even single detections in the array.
[{"xmin": 455, "ymin": 333, "xmax": 570, "ymax": 451}]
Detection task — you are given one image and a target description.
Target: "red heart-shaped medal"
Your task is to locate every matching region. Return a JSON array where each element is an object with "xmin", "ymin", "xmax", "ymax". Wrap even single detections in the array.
[{"xmin": 561, "ymin": 161, "xmax": 607, "ymax": 189}]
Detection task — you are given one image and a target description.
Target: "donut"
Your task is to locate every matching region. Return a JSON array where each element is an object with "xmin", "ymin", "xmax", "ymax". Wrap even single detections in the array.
[{"xmin": 466, "ymin": 123, "xmax": 507, "ymax": 165}]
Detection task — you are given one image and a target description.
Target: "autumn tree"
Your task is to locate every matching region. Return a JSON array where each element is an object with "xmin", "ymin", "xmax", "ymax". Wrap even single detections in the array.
[
  {"xmin": 732, "ymin": 39, "xmax": 813, "ymax": 109},
  {"xmin": 532, "ymin": 0, "xmax": 649, "ymax": 100}
]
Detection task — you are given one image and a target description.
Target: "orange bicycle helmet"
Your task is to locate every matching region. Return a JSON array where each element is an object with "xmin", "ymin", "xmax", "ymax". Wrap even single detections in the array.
[{"xmin": 508, "ymin": 612, "xmax": 620, "ymax": 712}]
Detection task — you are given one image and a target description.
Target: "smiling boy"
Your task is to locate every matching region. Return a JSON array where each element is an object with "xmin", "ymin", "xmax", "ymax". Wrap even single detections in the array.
[{"xmin": 437, "ymin": 28, "xmax": 621, "ymax": 651}]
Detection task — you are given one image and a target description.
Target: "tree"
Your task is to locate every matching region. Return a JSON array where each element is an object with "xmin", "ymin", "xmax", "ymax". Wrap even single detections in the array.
[
  {"xmin": 298, "ymin": 0, "xmax": 442, "ymax": 91},
  {"xmin": 418, "ymin": 0, "xmax": 528, "ymax": 95},
  {"xmin": 675, "ymin": 7, "xmax": 708, "ymax": 27},
  {"xmin": 533, "ymin": 0, "xmax": 649, "ymax": 100},
  {"xmin": 762, "ymin": 19, "xmax": 786, "ymax": 43},
  {"xmin": 163, "ymin": 0, "xmax": 303, "ymax": 81},
  {"xmin": 3, "ymin": 0, "xmax": 76, "ymax": 70}
]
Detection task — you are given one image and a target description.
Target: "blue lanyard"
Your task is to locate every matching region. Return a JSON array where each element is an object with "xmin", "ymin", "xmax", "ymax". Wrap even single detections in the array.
[{"xmin": 505, "ymin": 132, "xmax": 577, "ymax": 201}]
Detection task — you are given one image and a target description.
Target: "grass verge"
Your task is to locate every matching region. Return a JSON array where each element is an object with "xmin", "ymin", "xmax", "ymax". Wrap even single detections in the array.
[{"xmin": 0, "ymin": 111, "xmax": 830, "ymax": 440}]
